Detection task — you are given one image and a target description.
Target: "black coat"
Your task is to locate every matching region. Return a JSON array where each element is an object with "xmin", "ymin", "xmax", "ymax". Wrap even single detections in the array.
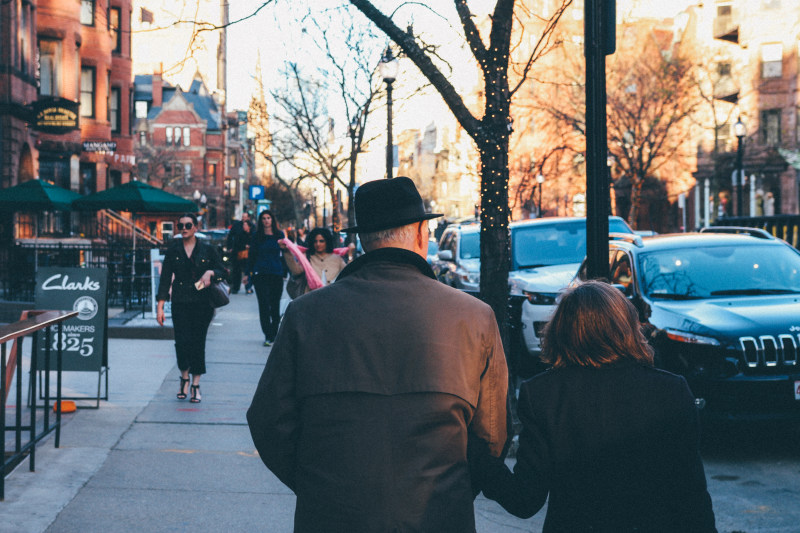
[
  {"xmin": 479, "ymin": 363, "xmax": 717, "ymax": 533},
  {"xmin": 156, "ymin": 239, "xmax": 227, "ymax": 304}
]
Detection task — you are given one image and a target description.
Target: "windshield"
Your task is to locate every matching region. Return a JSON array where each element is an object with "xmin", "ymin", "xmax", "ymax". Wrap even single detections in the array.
[
  {"xmin": 512, "ymin": 219, "xmax": 632, "ymax": 269},
  {"xmin": 460, "ymin": 232, "xmax": 480, "ymax": 259},
  {"xmin": 639, "ymin": 244, "xmax": 800, "ymax": 299}
]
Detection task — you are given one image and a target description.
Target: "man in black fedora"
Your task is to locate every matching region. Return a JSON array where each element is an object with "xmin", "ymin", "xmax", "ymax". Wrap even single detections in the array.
[{"xmin": 248, "ymin": 176, "xmax": 509, "ymax": 532}]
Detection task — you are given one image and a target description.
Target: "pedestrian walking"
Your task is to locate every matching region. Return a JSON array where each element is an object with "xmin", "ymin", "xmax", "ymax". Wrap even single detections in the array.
[
  {"xmin": 226, "ymin": 211, "xmax": 253, "ymax": 294},
  {"xmin": 476, "ymin": 280, "xmax": 717, "ymax": 532},
  {"xmin": 246, "ymin": 210, "xmax": 285, "ymax": 346},
  {"xmin": 156, "ymin": 212, "xmax": 227, "ymax": 403},
  {"xmin": 280, "ymin": 227, "xmax": 346, "ymax": 295},
  {"xmin": 247, "ymin": 177, "xmax": 509, "ymax": 533}
]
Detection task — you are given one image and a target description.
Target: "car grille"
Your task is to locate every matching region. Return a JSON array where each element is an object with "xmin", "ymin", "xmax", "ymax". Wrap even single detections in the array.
[{"xmin": 739, "ymin": 335, "xmax": 799, "ymax": 369}]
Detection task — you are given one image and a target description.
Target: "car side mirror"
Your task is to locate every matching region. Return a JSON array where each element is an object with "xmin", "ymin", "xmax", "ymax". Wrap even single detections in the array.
[{"xmin": 438, "ymin": 250, "xmax": 453, "ymax": 261}]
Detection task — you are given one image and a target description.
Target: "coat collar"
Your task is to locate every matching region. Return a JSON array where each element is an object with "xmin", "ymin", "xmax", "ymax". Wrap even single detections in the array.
[{"xmin": 337, "ymin": 247, "xmax": 436, "ymax": 281}]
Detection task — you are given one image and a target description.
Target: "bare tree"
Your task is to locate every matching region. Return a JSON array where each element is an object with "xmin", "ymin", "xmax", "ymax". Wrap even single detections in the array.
[{"xmin": 347, "ymin": 0, "xmax": 572, "ymax": 327}]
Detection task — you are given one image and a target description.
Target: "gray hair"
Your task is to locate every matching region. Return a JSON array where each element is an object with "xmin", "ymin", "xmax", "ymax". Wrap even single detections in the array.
[{"xmin": 359, "ymin": 224, "xmax": 416, "ymax": 248}]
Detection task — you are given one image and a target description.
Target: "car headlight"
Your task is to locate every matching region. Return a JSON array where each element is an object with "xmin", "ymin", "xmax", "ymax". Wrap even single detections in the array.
[
  {"xmin": 664, "ymin": 328, "xmax": 720, "ymax": 346},
  {"xmin": 523, "ymin": 291, "xmax": 558, "ymax": 305}
]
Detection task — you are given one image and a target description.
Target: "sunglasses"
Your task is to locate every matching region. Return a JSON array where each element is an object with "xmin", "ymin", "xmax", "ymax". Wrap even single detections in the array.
[{"xmin": 176, "ymin": 222, "xmax": 194, "ymax": 230}]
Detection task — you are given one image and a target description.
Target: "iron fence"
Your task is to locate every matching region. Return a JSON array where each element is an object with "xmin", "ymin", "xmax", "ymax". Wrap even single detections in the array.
[
  {"xmin": 713, "ymin": 215, "xmax": 800, "ymax": 250},
  {"xmin": 1, "ymin": 241, "xmax": 159, "ymax": 312}
]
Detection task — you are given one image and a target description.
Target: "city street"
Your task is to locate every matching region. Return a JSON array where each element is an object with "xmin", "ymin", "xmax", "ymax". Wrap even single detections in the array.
[{"xmin": 2, "ymin": 292, "xmax": 799, "ymax": 532}]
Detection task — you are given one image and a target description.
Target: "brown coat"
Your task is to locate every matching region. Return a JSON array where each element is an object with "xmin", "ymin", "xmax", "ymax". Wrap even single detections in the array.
[{"xmin": 247, "ymin": 248, "xmax": 509, "ymax": 533}]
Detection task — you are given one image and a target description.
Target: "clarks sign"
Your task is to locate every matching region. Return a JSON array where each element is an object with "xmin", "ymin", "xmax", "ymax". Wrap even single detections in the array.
[{"xmin": 32, "ymin": 98, "xmax": 80, "ymax": 133}]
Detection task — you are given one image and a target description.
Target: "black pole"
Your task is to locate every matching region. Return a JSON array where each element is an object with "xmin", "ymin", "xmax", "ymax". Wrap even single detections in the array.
[
  {"xmin": 386, "ymin": 80, "xmax": 393, "ymax": 179},
  {"xmin": 736, "ymin": 135, "xmax": 744, "ymax": 216},
  {"xmin": 585, "ymin": 0, "xmax": 614, "ymax": 280},
  {"xmin": 538, "ymin": 182, "xmax": 543, "ymax": 216}
]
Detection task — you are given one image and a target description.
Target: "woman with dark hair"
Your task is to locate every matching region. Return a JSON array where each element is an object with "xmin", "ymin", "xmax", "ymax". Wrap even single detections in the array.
[
  {"xmin": 477, "ymin": 281, "xmax": 716, "ymax": 532},
  {"xmin": 246, "ymin": 210, "xmax": 285, "ymax": 346},
  {"xmin": 156, "ymin": 213, "xmax": 227, "ymax": 403},
  {"xmin": 280, "ymin": 227, "xmax": 346, "ymax": 295}
]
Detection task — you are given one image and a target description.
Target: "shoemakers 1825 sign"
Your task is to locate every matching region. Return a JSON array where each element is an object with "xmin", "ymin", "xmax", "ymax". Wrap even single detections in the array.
[
  {"xmin": 34, "ymin": 267, "xmax": 108, "ymax": 372},
  {"xmin": 32, "ymin": 98, "xmax": 80, "ymax": 133}
]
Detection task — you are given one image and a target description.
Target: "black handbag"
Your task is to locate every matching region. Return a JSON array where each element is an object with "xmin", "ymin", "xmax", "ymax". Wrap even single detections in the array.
[
  {"xmin": 208, "ymin": 280, "xmax": 231, "ymax": 308},
  {"xmin": 286, "ymin": 273, "xmax": 307, "ymax": 299}
]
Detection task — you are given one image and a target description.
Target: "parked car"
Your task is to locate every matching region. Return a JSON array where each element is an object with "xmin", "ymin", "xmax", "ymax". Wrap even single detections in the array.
[
  {"xmin": 575, "ymin": 228, "xmax": 800, "ymax": 420},
  {"xmin": 432, "ymin": 222, "xmax": 481, "ymax": 291},
  {"xmin": 508, "ymin": 216, "xmax": 635, "ymax": 374},
  {"xmin": 426, "ymin": 239, "xmax": 439, "ymax": 266}
]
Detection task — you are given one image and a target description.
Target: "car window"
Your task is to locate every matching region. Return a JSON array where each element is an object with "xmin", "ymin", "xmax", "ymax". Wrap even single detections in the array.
[
  {"xmin": 460, "ymin": 232, "xmax": 479, "ymax": 259},
  {"xmin": 638, "ymin": 243, "xmax": 800, "ymax": 298},
  {"xmin": 512, "ymin": 220, "xmax": 587, "ymax": 269}
]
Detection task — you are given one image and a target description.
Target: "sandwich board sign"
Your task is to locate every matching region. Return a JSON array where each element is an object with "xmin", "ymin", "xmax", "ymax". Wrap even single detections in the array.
[{"xmin": 35, "ymin": 267, "xmax": 108, "ymax": 373}]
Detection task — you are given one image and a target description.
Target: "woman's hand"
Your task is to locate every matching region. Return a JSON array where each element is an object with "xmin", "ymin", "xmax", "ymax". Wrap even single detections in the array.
[
  {"xmin": 199, "ymin": 270, "xmax": 214, "ymax": 288},
  {"xmin": 156, "ymin": 301, "xmax": 165, "ymax": 326},
  {"xmin": 278, "ymin": 240, "xmax": 288, "ymax": 250}
]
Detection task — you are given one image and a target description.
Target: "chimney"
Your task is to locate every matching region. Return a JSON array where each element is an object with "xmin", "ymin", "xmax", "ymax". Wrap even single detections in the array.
[{"xmin": 153, "ymin": 67, "xmax": 163, "ymax": 107}]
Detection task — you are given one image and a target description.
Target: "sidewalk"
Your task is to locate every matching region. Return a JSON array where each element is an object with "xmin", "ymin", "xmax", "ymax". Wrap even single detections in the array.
[{"xmin": 2, "ymin": 291, "xmax": 542, "ymax": 533}]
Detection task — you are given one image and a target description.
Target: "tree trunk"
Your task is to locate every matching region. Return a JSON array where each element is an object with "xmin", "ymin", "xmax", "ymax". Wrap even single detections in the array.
[
  {"xmin": 628, "ymin": 177, "xmax": 644, "ymax": 230},
  {"xmin": 347, "ymin": 153, "xmax": 357, "ymax": 241},
  {"xmin": 328, "ymin": 181, "xmax": 341, "ymax": 232},
  {"xmin": 478, "ymin": 138, "xmax": 511, "ymax": 341}
]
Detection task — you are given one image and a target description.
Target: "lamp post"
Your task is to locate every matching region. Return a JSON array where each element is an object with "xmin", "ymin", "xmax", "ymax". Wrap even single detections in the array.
[
  {"xmin": 733, "ymin": 117, "xmax": 746, "ymax": 217},
  {"xmin": 536, "ymin": 173, "xmax": 544, "ymax": 217},
  {"xmin": 238, "ymin": 167, "xmax": 245, "ymax": 219},
  {"xmin": 379, "ymin": 47, "xmax": 399, "ymax": 179}
]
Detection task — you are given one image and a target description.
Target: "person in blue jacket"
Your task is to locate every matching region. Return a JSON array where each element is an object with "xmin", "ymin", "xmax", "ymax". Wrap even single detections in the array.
[{"xmin": 245, "ymin": 210, "xmax": 285, "ymax": 346}]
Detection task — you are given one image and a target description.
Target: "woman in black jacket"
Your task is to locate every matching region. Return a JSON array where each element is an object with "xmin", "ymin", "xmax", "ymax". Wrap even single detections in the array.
[
  {"xmin": 156, "ymin": 213, "xmax": 227, "ymax": 403},
  {"xmin": 477, "ymin": 281, "xmax": 717, "ymax": 532},
  {"xmin": 245, "ymin": 210, "xmax": 285, "ymax": 346}
]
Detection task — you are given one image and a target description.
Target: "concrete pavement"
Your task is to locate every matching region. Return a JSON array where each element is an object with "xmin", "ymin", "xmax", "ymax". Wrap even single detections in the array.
[{"xmin": 2, "ymin": 290, "xmax": 543, "ymax": 533}]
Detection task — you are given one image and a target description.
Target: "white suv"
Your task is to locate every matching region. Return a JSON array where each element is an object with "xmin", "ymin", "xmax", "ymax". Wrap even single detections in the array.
[{"xmin": 508, "ymin": 217, "xmax": 634, "ymax": 370}]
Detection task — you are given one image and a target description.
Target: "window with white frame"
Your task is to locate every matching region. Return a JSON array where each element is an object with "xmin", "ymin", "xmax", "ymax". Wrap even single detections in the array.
[
  {"xmin": 761, "ymin": 43, "xmax": 783, "ymax": 78},
  {"xmin": 80, "ymin": 0, "xmax": 94, "ymax": 25},
  {"xmin": 183, "ymin": 127, "xmax": 190, "ymax": 146},
  {"xmin": 39, "ymin": 40, "xmax": 61, "ymax": 96},
  {"xmin": 110, "ymin": 87, "xmax": 121, "ymax": 133},
  {"xmin": 80, "ymin": 66, "xmax": 95, "ymax": 117},
  {"xmin": 165, "ymin": 126, "xmax": 173, "ymax": 145},
  {"xmin": 760, "ymin": 109, "xmax": 781, "ymax": 146},
  {"xmin": 174, "ymin": 126, "xmax": 182, "ymax": 146}
]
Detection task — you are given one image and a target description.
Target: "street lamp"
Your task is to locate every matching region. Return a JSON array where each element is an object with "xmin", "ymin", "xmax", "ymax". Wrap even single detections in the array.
[
  {"xmin": 733, "ymin": 117, "xmax": 746, "ymax": 217},
  {"xmin": 536, "ymin": 173, "xmax": 545, "ymax": 217},
  {"xmin": 379, "ymin": 47, "xmax": 399, "ymax": 179}
]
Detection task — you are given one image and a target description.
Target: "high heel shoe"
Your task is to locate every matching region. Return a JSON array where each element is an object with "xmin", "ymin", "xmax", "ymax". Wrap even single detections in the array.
[
  {"xmin": 190, "ymin": 384, "xmax": 201, "ymax": 403},
  {"xmin": 177, "ymin": 377, "xmax": 189, "ymax": 400}
]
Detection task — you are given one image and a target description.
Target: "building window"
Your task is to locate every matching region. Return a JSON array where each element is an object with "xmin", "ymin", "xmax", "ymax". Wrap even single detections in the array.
[
  {"xmin": 717, "ymin": 62, "xmax": 731, "ymax": 77},
  {"xmin": 135, "ymin": 100, "xmax": 149, "ymax": 118},
  {"xmin": 760, "ymin": 109, "xmax": 781, "ymax": 146},
  {"xmin": 761, "ymin": 43, "xmax": 783, "ymax": 78},
  {"xmin": 174, "ymin": 126, "xmax": 182, "ymax": 146},
  {"xmin": 165, "ymin": 126, "xmax": 173, "ymax": 145},
  {"xmin": 207, "ymin": 163, "xmax": 217, "ymax": 185},
  {"xmin": 139, "ymin": 131, "xmax": 147, "ymax": 146},
  {"xmin": 39, "ymin": 40, "xmax": 61, "ymax": 96},
  {"xmin": 184, "ymin": 163, "xmax": 192, "ymax": 184},
  {"xmin": 110, "ymin": 87, "xmax": 121, "ymax": 133},
  {"xmin": 762, "ymin": 0, "xmax": 780, "ymax": 9},
  {"xmin": 183, "ymin": 127, "xmax": 190, "ymax": 146},
  {"xmin": 110, "ymin": 7, "xmax": 121, "ymax": 53},
  {"xmin": 80, "ymin": 66, "xmax": 95, "ymax": 118},
  {"xmin": 81, "ymin": 0, "xmax": 95, "ymax": 26}
]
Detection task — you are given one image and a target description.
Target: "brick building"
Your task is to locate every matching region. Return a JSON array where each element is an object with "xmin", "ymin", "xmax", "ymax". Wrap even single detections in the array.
[{"xmin": 133, "ymin": 72, "xmax": 226, "ymax": 231}]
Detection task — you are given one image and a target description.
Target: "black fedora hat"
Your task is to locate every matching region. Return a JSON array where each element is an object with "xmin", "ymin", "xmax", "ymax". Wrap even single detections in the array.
[{"xmin": 343, "ymin": 177, "xmax": 442, "ymax": 233}]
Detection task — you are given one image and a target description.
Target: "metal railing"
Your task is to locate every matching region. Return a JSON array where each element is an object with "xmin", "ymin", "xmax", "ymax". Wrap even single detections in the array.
[
  {"xmin": 713, "ymin": 215, "xmax": 800, "ymax": 250},
  {"xmin": 0, "ymin": 241, "xmax": 159, "ymax": 312},
  {"xmin": 1, "ymin": 309, "xmax": 78, "ymax": 500}
]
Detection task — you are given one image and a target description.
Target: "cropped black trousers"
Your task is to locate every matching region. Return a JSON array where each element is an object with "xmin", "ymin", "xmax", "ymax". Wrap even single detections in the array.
[{"xmin": 171, "ymin": 301, "xmax": 214, "ymax": 375}]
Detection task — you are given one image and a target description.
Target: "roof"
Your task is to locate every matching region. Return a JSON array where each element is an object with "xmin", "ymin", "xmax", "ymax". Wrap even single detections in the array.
[{"xmin": 134, "ymin": 75, "xmax": 220, "ymax": 131}]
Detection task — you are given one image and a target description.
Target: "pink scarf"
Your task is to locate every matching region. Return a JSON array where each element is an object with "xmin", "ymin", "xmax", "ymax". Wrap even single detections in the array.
[{"xmin": 280, "ymin": 238, "xmax": 349, "ymax": 291}]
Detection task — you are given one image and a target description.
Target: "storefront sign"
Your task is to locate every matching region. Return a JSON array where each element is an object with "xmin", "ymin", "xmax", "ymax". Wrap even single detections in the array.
[
  {"xmin": 35, "ymin": 267, "xmax": 108, "ymax": 372},
  {"xmin": 82, "ymin": 141, "xmax": 117, "ymax": 153},
  {"xmin": 32, "ymin": 98, "xmax": 80, "ymax": 133}
]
